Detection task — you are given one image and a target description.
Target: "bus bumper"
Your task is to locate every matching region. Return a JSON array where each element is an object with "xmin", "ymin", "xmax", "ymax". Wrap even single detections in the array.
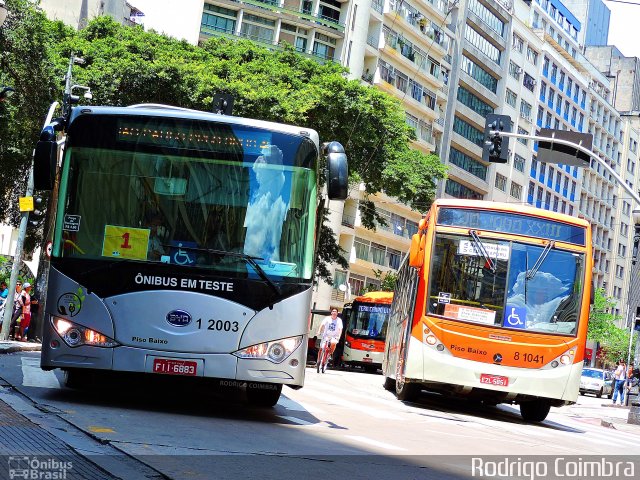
[
  {"xmin": 406, "ymin": 337, "xmax": 582, "ymax": 403},
  {"xmin": 41, "ymin": 337, "xmax": 307, "ymax": 387},
  {"xmin": 343, "ymin": 346, "xmax": 383, "ymax": 368}
]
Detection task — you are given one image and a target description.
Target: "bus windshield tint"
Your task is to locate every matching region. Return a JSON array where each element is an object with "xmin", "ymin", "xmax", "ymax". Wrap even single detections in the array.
[
  {"xmin": 427, "ymin": 234, "xmax": 584, "ymax": 336},
  {"xmin": 437, "ymin": 208, "xmax": 586, "ymax": 245},
  {"xmin": 348, "ymin": 304, "xmax": 390, "ymax": 340},
  {"xmin": 55, "ymin": 120, "xmax": 318, "ymax": 280}
]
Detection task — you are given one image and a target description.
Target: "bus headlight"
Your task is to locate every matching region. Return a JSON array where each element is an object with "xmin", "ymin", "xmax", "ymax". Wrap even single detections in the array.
[
  {"xmin": 52, "ymin": 317, "xmax": 119, "ymax": 348},
  {"xmin": 233, "ymin": 336, "xmax": 302, "ymax": 364}
]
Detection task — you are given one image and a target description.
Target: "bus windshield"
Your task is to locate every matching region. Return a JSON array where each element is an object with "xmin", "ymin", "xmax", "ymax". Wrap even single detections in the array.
[
  {"xmin": 54, "ymin": 114, "xmax": 318, "ymax": 280},
  {"xmin": 348, "ymin": 303, "xmax": 391, "ymax": 340},
  {"xmin": 427, "ymin": 233, "xmax": 585, "ymax": 335}
]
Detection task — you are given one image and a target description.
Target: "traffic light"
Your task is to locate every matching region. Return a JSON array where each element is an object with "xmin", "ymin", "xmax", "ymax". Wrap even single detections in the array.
[
  {"xmin": 482, "ymin": 114, "xmax": 511, "ymax": 163},
  {"xmin": 28, "ymin": 196, "xmax": 46, "ymax": 228}
]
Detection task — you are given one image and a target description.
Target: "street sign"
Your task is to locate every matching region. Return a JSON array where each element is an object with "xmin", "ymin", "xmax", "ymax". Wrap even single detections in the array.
[
  {"xmin": 537, "ymin": 129, "xmax": 593, "ymax": 166},
  {"xmin": 18, "ymin": 197, "xmax": 34, "ymax": 212}
]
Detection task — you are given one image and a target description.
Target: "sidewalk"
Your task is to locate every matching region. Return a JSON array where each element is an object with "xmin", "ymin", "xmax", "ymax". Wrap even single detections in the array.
[
  {"xmin": 0, "ymin": 340, "xmax": 41, "ymax": 354},
  {"xmin": 566, "ymin": 401, "xmax": 640, "ymax": 433}
]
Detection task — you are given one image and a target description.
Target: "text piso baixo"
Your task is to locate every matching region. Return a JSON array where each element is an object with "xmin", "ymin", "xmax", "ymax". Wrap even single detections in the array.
[{"xmin": 134, "ymin": 274, "xmax": 233, "ymax": 292}]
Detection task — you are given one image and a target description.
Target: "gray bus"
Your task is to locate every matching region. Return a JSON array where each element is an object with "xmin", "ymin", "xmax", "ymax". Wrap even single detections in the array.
[{"xmin": 34, "ymin": 103, "xmax": 347, "ymax": 406}]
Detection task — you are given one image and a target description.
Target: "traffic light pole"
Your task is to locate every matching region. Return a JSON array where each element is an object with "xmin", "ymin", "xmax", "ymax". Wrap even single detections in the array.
[
  {"xmin": 493, "ymin": 130, "xmax": 640, "ymax": 207},
  {"xmin": 495, "ymin": 129, "xmax": 640, "ymax": 367},
  {"xmin": 0, "ymin": 167, "xmax": 34, "ymax": 340},
  {"xmin": 0, "ymin": 101, "xmax": 59, "ymax": 341}
]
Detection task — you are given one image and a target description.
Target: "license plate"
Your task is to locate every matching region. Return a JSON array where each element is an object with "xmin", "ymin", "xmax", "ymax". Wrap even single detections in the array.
[
  {"xmin": 480, "ymin": 373, "xmax": 509, "ymax": 387},
  {"xmin": 362, "ymin": 357, "xmax": 373, "ymax": 363},
  {"xmin": 152, "ymin": 358, "xmax": 197, "ymax": 376}
]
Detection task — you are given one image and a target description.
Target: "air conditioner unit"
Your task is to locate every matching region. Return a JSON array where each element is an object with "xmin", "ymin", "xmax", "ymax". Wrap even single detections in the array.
[{"xmin": 516, "ymin": 67, "xmax": 523, "ymax": 74}]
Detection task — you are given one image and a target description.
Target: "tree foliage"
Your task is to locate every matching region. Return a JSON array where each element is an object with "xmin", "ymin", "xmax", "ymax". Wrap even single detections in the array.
[
  {"xmin": 0, "ymin": 0, "xmax": 59, "ymax": 252},
  {"xmin": 589, "ymin": 288, "xmax": 636, "ymax": 366},
  {"xmin": 1, "ymin": 11, "xmax": 447, "ymax": 277}
]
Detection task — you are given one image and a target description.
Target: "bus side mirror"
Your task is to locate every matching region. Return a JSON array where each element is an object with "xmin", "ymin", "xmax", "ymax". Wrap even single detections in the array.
[
  {"xmin": 590, "ymin": 280, "xmax": 595, "ymax": 305},
  {"xmin": 33, "ymin": 126, "xmax": 57, "ymax": 191},
  {"xmin": 325, "ymin": 141, "xmax": 348, "ymax": 200},
  {"xmin": 409, "ymin": 233, "xmax": 425, "ymax": 268}
]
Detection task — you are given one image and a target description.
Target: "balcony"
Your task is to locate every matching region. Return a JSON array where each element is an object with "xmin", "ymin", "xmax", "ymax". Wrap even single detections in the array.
[
  {"xmin": 200, "ymin": 26, "xmax": 335, "ymax": 62},
  {"xmin": 225, "ymin": 0, "xmax": 345, "ymax": 32},
  {"xmin": 372, "ymin": 0, "xmax": 384, "ymax": 13},
  {"xmin": 341, "ymin": 214, "xmax": 356, "ymax": 228}
]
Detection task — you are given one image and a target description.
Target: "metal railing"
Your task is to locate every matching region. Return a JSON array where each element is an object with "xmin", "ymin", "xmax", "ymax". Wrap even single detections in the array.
[{"xmin": 225, "ymin": 0, "xmax": 345, "ymax": 31}]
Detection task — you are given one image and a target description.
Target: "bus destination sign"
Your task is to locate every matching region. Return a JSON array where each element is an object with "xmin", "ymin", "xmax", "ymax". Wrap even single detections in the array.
[{"xmin": 437, "ymin": 208, "xmax": 585, "ymax": 245}]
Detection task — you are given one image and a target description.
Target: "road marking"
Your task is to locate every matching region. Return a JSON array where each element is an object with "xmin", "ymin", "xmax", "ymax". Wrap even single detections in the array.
[
  {"xmin": 21, "ymin": 357, "xmax": 61, "ymax": 389},
  {"xmin": 313, "ymin": 391, "xmax": 402, "ymax": 420},
  {"xmin": 276, "ymin": 415, "xmax": 316, "ymax": 426},
  {"xmin": 345, "ymin": 435, "xmax": 406, "ymax": 451},
  {"xmin": 88, "ymin": 426, "xmax": 115, "ymax": 433}
]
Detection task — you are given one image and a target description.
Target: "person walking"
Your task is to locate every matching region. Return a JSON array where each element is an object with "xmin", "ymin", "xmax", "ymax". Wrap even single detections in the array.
[
  {"xmin": 612, "ymin": 359, "xmax": 627, "ymax": 406},
  {"xmin": 624, "ymin": 367, "xmax": 639, "ymax": 407}
]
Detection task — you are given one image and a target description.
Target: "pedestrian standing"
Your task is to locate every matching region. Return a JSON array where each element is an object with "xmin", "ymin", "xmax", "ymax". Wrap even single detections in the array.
[
  {"xmin": 26, "ymin": 290, "xmax": 40, "ymax": 342},
  {"xmin": 9, "ymin": 281, "xmax": 23, "ymax": 340},
  {"xmin": 0, "ymin": 281, "xmax": 8, "ymax": 326},
  {"xmin": 16, "ymin": 282, "xmax": 32, "ymax": 341},
  {"xmin": 612, "ymin": 359, "xmax": 627, "ymax": 405}
]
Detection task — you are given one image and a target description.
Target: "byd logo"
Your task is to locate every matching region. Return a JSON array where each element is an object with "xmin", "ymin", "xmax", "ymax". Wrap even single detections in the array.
[{"xmin": 166, "ymin": 310, "xmax": 192, "ymax": 327}]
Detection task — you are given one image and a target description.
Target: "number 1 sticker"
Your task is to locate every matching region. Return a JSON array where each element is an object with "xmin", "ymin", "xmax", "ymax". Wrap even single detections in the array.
[{"xmin": 102, "ymin": 225, "xmax": 150, "ymax": 260}]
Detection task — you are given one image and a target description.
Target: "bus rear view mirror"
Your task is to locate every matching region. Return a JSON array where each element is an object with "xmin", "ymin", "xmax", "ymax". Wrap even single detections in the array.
[
  {"xmin": 325, "ymin": 141, "xmax": 348, "ymax": 200},
  {"xmin": 409, "ymin": 233, "xmax": 425, "ymax": 268},
  {"xmin": 34, "ymin": 139, "xmax": 57, "ymax": 191}
]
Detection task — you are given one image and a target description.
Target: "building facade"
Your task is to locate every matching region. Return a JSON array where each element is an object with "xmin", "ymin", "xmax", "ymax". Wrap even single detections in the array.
[{"xmin": 38, "ymin": 0, "xmax": 640, "ymax": 327}]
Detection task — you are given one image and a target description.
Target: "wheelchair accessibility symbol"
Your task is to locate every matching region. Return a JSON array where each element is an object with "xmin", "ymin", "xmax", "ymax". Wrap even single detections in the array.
[{"xmin": 504, "ymin": 306, "xmax": 526, "ymax": 329}]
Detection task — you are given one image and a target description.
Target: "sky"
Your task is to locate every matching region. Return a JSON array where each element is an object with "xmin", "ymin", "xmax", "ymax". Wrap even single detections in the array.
[{"xmin": 604, "ymin": 1, "xmax": 640, "ymax": 58}]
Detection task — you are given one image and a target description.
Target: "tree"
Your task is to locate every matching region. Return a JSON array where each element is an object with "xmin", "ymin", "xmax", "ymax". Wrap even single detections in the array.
[
  {"xmin": 4, "ymin": 13, "xmax": 447, "ymax": 277},
  {"xmin": 0, "ymin": 0, "xmax": 60, "ymax": 252},
  {"xmin": 588, "ymin": 288, "xmax": 635, "ymax": 366}
]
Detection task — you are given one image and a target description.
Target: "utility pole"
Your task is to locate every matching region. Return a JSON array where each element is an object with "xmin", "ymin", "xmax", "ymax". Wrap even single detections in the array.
[
  {"xmin": 0, "ymin": 169, "xmax": 33, "ymax": 340},
  {"xmin": 0, "ymin": 57, "xmax": 80, "ymax": 341}
]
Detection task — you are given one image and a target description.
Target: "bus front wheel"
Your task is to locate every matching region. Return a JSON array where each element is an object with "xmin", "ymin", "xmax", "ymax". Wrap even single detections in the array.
[
  {"xmin": 64, "ymin": 369, "xmax": 89, "ymax": 389},
  {"xmin": 520, "ymin": 399, "xmax": 551, "ymax": 422},
  {"xmin": 383, "ymin": 376, "xmax": 395, "ymax": 391},
  {"xmin": 395, "ymin": 378, "xmax": 420, "ymax": 402},
  {"xmin": 246, "ymin": 383, "xmax": 283, "ymax": 407}
]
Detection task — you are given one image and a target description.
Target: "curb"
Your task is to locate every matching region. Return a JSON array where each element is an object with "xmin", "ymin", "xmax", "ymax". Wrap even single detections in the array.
[{"xmin": 0, "ymin": 341, "xmax": 42, "ymax": 354}]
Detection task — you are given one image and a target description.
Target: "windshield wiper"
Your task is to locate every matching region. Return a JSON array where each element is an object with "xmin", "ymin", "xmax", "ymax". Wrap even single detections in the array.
[
  {"xmin": 173, "ymin": 245, "xmax": 281, "ymax": 297},
  {"xmin": 525, "ymin": 241, "xmax": 555, "ymax": 280},
  {"xmin": 469, "ymin": 230, "xmax": 496, "ymax": 274}
]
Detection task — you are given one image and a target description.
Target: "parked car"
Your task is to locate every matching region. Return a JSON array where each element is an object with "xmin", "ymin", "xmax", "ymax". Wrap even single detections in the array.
[{"xmin": 579, "ymin": 368, "xmax": 613, "ymax": 398}]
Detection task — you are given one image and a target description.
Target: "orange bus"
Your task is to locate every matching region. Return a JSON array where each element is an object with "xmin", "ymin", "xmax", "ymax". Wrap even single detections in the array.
[
  {"xmin": 342, "ymin": 291, "xmax": 393, "ymax": 372},
  {"xmin": 383, "ymin": 199, "xmax": 592, "ymax": 422}
]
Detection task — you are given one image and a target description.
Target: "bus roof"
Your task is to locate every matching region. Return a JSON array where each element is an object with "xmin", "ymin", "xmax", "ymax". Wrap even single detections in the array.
[
  {"xmin": 68, "ymin": 104, "xmax": 320, "ymax": 146},
  {"xmin": 352, "ymin": 291, "xmax": 394, "ymax": 304},
  {"xmin": 430, "ymin": 199, "xmax": 590, "ymax": 229}
]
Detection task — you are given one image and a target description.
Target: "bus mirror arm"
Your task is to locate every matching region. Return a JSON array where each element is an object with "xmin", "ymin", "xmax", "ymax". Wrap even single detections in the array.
[{"xmin": 409, "ymin": 232, "xmax": 425, "ymax": 268}]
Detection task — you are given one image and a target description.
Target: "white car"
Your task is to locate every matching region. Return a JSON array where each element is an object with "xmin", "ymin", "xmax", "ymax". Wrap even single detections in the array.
[{"xmin": 579, "ymin": 368, "xmax": 613, "ymax": 398}]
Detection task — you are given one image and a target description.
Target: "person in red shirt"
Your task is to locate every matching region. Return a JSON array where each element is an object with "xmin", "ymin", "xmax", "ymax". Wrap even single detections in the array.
[{"xmin": 16, "ymin": 282, "xmax": 32, "ymax": 341}]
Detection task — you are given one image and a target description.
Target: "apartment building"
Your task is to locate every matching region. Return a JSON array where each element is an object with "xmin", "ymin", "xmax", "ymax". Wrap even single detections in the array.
[
  {"xmin": 309, "ymin": 0, "xmax": 453, "ymax": 313},
  {"xmin": 437, "ymin": 0, "xmax": 513, "ymax": 201},
  {"xmin": 39, "ymin": 0, "xmax": 640, "ymax": 320},
  {"xmin": 38, "ymin": 0, "xmax": 142, "ymax": 28}
]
